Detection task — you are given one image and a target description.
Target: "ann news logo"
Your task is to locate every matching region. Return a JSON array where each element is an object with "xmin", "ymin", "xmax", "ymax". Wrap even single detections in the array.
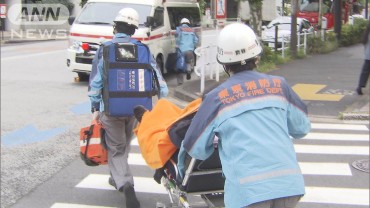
[{"xmin": 8, "ymin": 3, "xmax": 69, "ymax": 25}]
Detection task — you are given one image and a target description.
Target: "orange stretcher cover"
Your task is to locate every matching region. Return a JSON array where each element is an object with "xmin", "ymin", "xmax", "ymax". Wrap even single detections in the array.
[{"xmin": 134, "ymin": 98, "xmax": 202, "ymax": 169}]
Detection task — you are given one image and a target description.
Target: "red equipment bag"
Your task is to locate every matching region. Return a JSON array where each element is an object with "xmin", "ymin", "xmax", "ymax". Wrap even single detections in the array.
[{"xmin": 79, "ymin": 123, "xmax": 108, "ymax": 166}]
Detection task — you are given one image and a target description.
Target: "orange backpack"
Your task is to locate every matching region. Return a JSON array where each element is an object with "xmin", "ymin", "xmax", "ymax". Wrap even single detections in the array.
[{"xmin": 80, "ymin": 123, "xmax": 108, "ymax": 166}]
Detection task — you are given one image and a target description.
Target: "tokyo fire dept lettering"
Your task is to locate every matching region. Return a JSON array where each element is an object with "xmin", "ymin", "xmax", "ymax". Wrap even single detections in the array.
[{"xmin": 218, "ymin": 78, "xmax": 283, "ymax": 105}]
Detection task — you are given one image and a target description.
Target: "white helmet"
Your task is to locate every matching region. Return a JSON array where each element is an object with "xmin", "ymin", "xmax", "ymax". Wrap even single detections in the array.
[
  {"xmin": 114, "ymin": 8, "xmax": 139, "ymax": 28},
  {"xmin": 217, "ymin": 23, "xmax": 262, "ymax": 65},
  {"xmin": 180, "ymin": 18, "xmax": 190, "ymax": 24}
]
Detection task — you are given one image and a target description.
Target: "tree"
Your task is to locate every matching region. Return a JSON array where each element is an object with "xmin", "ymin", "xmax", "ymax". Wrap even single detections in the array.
[
  {"xmin": 80, "ymin": 0, "xmax": 87, "ymax": 7},
  {"xmin": 290, "ymin": 0, "xmax": 298, "ymax": 58},
  {"xmin": 241, "ymin": 0, "xmax": 263, "ymax": 36}
]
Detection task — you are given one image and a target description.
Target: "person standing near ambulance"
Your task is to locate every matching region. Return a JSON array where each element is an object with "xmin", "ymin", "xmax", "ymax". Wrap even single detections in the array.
[
  {"xmin": 88, "ymin": 8, "xmax": 168, "ymax": 208},
  {"xmin": 177, "ymin": 23, "xmax": 311, "ymax": 208},
  {"xmin": 175, "ymin": 18, "xmax": 199, "ymax": 85}
]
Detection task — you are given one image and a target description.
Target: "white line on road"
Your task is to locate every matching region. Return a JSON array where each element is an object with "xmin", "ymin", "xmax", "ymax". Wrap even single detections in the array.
[
  {"xmin": 1, "ymin": 50, "xmax": 66, "ymax": 61},
  {"xmin": 302, "ymin": 186, "xmax": 370, "ymax": 206},
  {"xmin": 299, "ymin": 162, "xmax": 352, "ymax": 175},
  {"xmin": 75, "ymin": 174, "xmax": 167, "ymax": 194},
  {"xmin": 294, "ymin": 144, "xmax": 369, "ymax": 155},
  {"xmin": 311, "ymin": 123, "xmax": 369, "ymax": 131},
  {"xmin": 303, "ymin": 132, "xmax": 369, "ymax": 141},
  {"xmin": 51, "ymin": 203, "xmax": 117, "ymax": 208},
  {"xmin": 128, "ymin": 153, "xmax": 147, "ymax": 166}
]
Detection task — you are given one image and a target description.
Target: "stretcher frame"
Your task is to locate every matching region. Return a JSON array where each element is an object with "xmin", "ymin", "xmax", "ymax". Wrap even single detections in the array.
[{"xmin": 156, "ymin": 154, "xmax": 225, "ymax": 208}]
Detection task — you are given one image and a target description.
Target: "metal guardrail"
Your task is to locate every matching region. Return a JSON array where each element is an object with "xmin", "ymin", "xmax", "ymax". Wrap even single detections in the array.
[
  {"xmin": 194, "ymin": 44, "xmax": 222, "ymax": 93},
  {"xmin": 268, "ymin": 31, "xmax": 316, "ymax": 58}
]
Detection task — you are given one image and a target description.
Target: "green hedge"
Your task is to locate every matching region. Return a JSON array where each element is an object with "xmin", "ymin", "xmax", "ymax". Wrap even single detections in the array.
[
  {"xmin": 340, "ymin": 18, "xmax": 368, "ymax": 46},
  {"xmin": 259, "ymin": 18, "xmax": 369, "ymax": 72}
]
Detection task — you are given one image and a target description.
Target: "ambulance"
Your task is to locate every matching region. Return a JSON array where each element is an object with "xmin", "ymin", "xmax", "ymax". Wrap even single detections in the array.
[{"xmin": 66, "ymin": 0, "xmax": 202, "ymax": 80}]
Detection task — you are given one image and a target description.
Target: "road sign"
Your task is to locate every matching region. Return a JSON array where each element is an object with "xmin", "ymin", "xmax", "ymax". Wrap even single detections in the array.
[{"xmin": 0, "ymin": 4, "xmax": 6, "ymax": 18}]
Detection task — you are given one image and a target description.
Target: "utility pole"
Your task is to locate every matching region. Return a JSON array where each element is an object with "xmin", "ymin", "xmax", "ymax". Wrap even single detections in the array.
[
  {"xmin": 334, "ymin": 0, "xmax": 342, "ymax": 40},
  {"xmin": 290, "ymin": 0, "xmax": 298, "ymax": 58},
  {"xmin": 366, "ymin": 0, "xmax": 369, "ymax": 19},
  {"xmin": 318, "ymin": 0, "xmax": 323, "ymax": 30}
]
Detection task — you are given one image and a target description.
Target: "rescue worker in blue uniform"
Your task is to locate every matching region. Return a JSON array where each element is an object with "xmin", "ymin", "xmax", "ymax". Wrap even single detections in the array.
[
  {"xmin": 88, "ymin": 8, "xmax": 168, "ymax": 208},
  {"xmin": 175, "ymin": 18, "xmax": 199, "ymax": 85},
  {"xmin": 177, "ymin": 23, "xmax": 311, "ymax": 208}
]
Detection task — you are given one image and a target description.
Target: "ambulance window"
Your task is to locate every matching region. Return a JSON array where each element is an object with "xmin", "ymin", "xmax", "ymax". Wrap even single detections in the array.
[
  {"xmin": 152, "ymin": 7, "xmax": 164, "ymax": 29},
  {"xmin": 167, "ymin": 7, "xmax": 201, "ymax": 30},
  {"xmin": 75, "ymin": 2, "xmax": 151, "ymax": 26}
]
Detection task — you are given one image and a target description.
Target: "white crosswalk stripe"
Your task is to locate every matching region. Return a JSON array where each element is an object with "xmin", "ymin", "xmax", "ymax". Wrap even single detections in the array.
[
  {"xmin": 51, "ymin": 203, "xmax": 117, "ymax": 208},
  {"xmin": 303, "ymin": 132, "xmax": 369, "ymax": 141},
  {"xmin": 311, "ymin": 123, "xmax": 369, "ymax": 131},
  {"xmin": 52, "ymin": 122, "xmax": 369, "ymax": 208},
  {"xmin": 294, "ymin": 144, "xmax": 369, "ymax": 155},
  {"xmin": 76, "ymin": 174, "xmax": 168, "ymax": 194},
  {"xmin": 302, "ymin": 187, "xmax": 370, "ymax": 206}
]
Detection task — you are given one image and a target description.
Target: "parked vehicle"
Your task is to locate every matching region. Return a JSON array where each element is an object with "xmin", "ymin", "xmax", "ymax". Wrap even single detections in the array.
[
  {"xmin": 261, "ymin": 16, "xmax": 314, "ymax": 48},
  {"xmin": 66, "ymin": 0, "xmax": 202, "ymax": 80},
  {"xmin": 297, "ymin": 0, "xmax": 354, "ymax": 29}
]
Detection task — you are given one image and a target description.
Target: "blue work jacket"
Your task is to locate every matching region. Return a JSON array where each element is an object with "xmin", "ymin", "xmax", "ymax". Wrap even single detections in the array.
[
  {"xmin": 175, "ymin": 24, "xmax": 199, "ymax": 52},
  {"xmin": 178, "ymin": 70, "xmax": 311, "ymax": 208},
  {"xmin": 88, "ymin": 33, "xmax": 168, "ymax": 111}
]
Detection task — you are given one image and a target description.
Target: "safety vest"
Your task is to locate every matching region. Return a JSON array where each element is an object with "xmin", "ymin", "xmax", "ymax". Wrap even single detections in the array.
[{"xmin": 102, "ymin": 37, "xmax": 159, "ymax": 117}]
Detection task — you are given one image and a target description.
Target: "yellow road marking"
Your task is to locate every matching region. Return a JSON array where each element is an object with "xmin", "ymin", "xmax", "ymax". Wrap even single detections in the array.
[{"xmin": 292, "ymin": 84, "xmax": 344, "ymax": 101}]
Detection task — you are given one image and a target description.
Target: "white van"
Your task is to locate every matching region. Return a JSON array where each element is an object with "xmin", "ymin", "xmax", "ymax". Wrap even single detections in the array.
[{"xmin": 66, "ymin": 0, "xmax": 202, "ymax": 80}]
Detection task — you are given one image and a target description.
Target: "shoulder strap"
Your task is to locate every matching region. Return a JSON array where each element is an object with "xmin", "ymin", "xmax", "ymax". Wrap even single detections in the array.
[
  {"xmin": 83, "ymin": 125, "xmax": 95, "ymax": 159},
  {"xmin": 132, "ymin": 39, "xmax": 161, "ymax": 97},
  {"xmin": 82, "ymin": 125, "xmax": 99, "ymax": 166}
]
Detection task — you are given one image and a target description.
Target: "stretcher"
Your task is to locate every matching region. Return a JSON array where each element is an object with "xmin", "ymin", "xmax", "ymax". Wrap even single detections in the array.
[
  {"xmin": 155, "ymin": 148, "xmax": 225, "ymax": 208},
  {"xmin": 133, "ymin": 99, "xmax": 225, "ymax": 207}
]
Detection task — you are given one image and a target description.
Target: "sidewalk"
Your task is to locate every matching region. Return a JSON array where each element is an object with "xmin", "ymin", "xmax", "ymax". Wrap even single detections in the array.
[{"xmin": 174, "ymin": 45, "xmax": 369, "ymax": 121}]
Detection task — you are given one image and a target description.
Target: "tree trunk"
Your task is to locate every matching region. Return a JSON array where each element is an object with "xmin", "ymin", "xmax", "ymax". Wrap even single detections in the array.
[
  {"xmin": 248, "ymin": 0, "xmax": 263, "ymax": 36},
  {"xmin": 290, "ymin": 0, "xmax": 298, "ymax": 58}
]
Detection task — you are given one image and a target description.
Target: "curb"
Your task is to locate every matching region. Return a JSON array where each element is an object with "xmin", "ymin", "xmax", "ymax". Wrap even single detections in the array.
[
  {"xmin": 340, "ymin": 91, "xmax": 370, "ymax": 121},
  {"xmin": 174, "ymin": 87, "xmax": 199, "ymax": 102},
  {"xmin": 340, "ymin": 112, "xmax": 370, "ymax": 121}
]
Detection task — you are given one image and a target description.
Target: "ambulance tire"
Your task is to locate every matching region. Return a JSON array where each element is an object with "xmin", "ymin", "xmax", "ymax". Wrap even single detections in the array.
[
  {"xmin": 156, "ymin": 55, "xmax": 164, "ymax": 75},
  {"xmin": 77, "ymin": 72, "xmax": 90, "ymax": 82}
]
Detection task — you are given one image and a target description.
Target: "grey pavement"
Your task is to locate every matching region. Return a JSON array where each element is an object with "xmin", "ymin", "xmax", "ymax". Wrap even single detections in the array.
[{"xmin": 1, "ymin": 29, "xmax": 369, "ymax": 121}]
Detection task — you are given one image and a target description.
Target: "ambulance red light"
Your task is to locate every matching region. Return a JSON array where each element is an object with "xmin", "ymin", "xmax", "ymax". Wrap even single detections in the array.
[{"xmin": 81, "ymin": 43, "xmax": 90, "ymax": 51}]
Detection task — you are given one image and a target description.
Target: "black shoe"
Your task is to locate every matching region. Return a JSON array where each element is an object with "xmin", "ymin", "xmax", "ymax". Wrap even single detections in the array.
[
  {"xmin": 123, "ymin": 184, "xmax": 140, "ymax": 208},
  {"xmin": 186, "ymin": 72, "xmax": 191, "ymax": 80},
  {"xmin": 133, "ymin": 105, "xmax": 147, "ymax": 122},
  {"xmin": 356, "ymin": 87, "xmax": 363, "ymax": 95}
]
